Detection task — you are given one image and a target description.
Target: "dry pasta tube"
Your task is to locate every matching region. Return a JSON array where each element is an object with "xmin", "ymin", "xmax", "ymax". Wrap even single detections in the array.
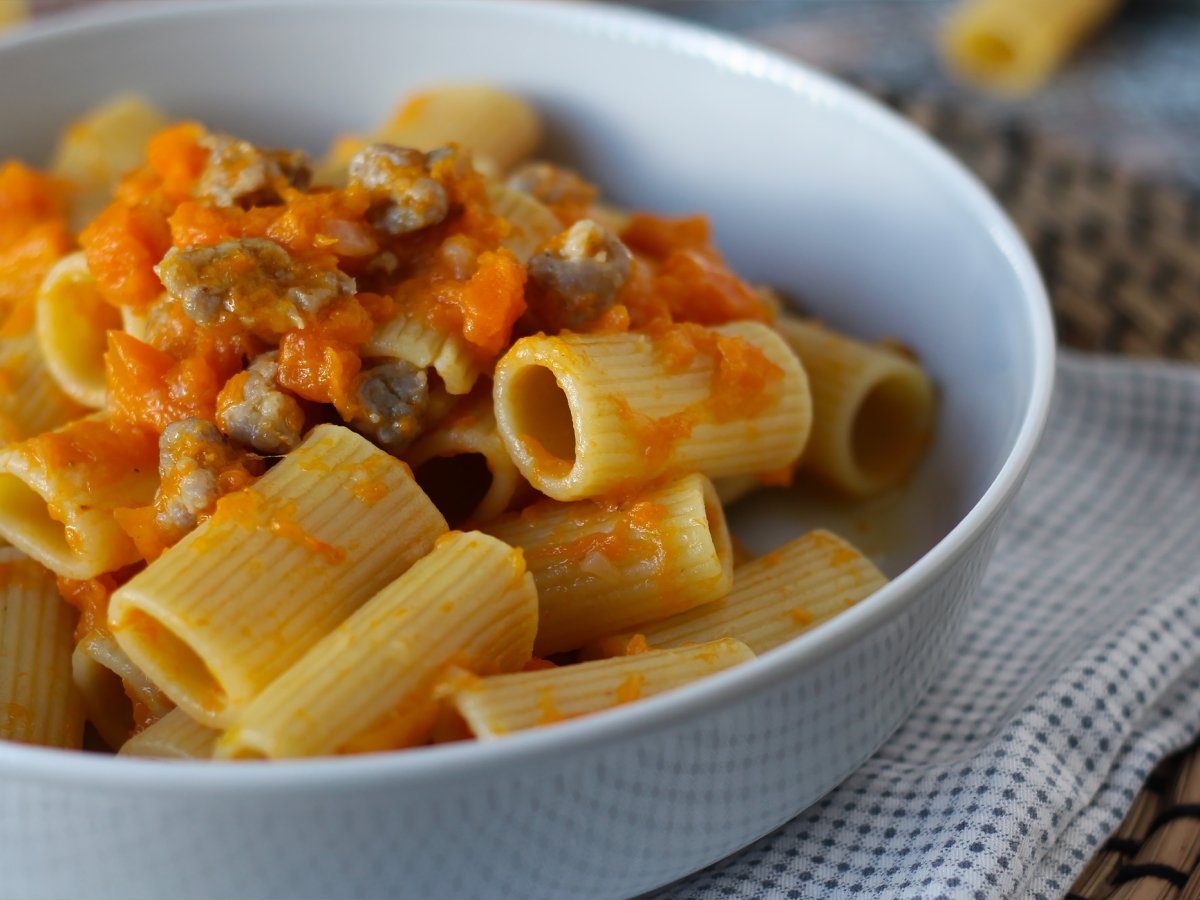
[
  {"xmin": 72, "ymin": 627, "xmax": 173, "ymax": 750},
  {"xmin": 109, "ymin": 424, "xmax": 447, "ymax": 728},
  {"xmin": 588, "ymin": 529, "xmax": 887, "ymax": 658},
  {"xmin": 0, "ymin": 549, "xmax": 85, "ymax": 748},
  {"xmin": 493, "ymin": 321, "xmax": 811, "ymax": 501},
  {"xmin": 774, "ymin": 316, "xmax": 935, "ymax": 498},
  {"xmin": 317, "ymin": 84, "xmax": 542, "ymax": 183},
  {"xmin": 364, "ymin": 312, "xmax": 483, "ymax": 396},
  {"xmin": 0, "ymin": 416, "xmax": 158, "ymax": 579},
  {"xmin": 51, "ymin": 93, "xmax": 169, "ymax": 233},
  {"xmin": 0, "ymin": 330, "xmax": 87, "ymax": 447},
  {"xmin": 941, "ymin": 0, "xmax": 1120, "ymax": 94},
  {"xmin": 453, "ymin": 638, "xmax": 754, "ymax": 739},
  {"xmin": 216, "ymin": 531, "xmax": 537, "ymax": 759},
  {"xmin": 118, "ymin": 708, "xmax": 218, "ymax": 760},
  {"xmin": 35, "ymin": 251, "xmax": 121, "ymax": 408},
  {"xmin": 484, "ymin": 472, "xmax": 733, "ymax": 656}
]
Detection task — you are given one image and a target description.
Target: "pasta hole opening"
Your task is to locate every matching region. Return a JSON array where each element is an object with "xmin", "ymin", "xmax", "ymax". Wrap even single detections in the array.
[
  {"xmin": 115, "ymin": 609, "xmax": 227, "ymax": 718},
  {"xmin": 700, "ymin": 477, "xmax": 735, "ymax": 579},
  {"xmin": 414, "ymin": 453, "xmax": 493, "ymax": 527},
  {"xmin": 851, "ymin": 375, "xmax": 931, "ymax": 488},
  {"xmin": 0, "ymin": 475, "xmax": 73, "ymax": 564},
  {"xmin": 964, "ymin": 32, "xmax": 1017, "ymax": 74},
  {"xmin": 507, "ymin": 365, "xmax": 576, "ymax": 469},
  {"xmin": 71, "ymin": 643, "xmax": 135, "ymax": 750}
]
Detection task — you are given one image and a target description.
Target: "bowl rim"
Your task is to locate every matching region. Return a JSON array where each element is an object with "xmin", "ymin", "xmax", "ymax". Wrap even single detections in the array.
[{"xmin": 0, "ymin": 0, "xmax": 1056, "ymax": 790}]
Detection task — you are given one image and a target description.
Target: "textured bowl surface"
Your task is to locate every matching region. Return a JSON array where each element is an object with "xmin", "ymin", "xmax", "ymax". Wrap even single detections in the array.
[{"xmin": 0, "ymin": 2, "xmax": 1054, "ymax": 897}]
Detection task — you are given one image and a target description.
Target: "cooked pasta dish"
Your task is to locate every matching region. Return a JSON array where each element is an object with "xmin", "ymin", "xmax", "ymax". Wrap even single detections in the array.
[{"xmin": 0, "ymin": 87, "xmax": 935, "ymax": 759}]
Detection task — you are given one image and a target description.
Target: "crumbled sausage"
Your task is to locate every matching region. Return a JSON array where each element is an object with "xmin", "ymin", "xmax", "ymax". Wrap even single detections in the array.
[
  {"xmin": 348, "ymin": 143, "xmax": 450, "ymax": 236},
  {"xmin": 155, "ymin": 418, "xmax": 240, "ymax": 535},
  {"xmin": 156, "ymin": 238, "xmax": 355, "ymax": 330},
  {"xmin": 217, "ymin": 353, "xmax": 305, "ymax": 455},
  {"xmin": 195, "ymin": 133, "xmax": 312, "ymax": 208},
  {"xmin": 507, "ymin": 161, "xmax": 597, "ymax": 210},
  {"xmin": 349, "ymin": 361, "xmax": 429, "ymax": 454},
  {"xmin": 526, "ymin": 219, "xmax": 632, "ymax": 331}
]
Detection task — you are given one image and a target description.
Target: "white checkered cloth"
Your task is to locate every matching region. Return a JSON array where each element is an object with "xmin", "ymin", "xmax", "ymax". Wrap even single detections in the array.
[{"xmin": 660, "ymin": 352, "xmax": 1200, "ymax": 899}]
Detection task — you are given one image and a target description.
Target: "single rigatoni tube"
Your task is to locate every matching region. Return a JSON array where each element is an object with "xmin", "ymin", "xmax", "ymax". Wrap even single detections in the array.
[
  {"xmin": 35, "ymin": 252, "xmax": 121, "ymax": 408},
  {"xmin": 493, "ymin": 321, "xmax": 811, "ymax": 501},
  {"xmin": 406, "ymin": 388, "xmax": 526, "ymax": 526},
  {"xmin": 364, "ymin": 312, "xmax": 483, "ymax": 396},
  {"xmin": 0, "ymin": 416, "xmax": 158, "ymax": 579},
  {"xmin": 484, "ymin": 473, "xmax": 733, "ymax": 656},
  {"xmin": 0, "ymin": 331, "xmax": 87, "ymax": 446},
  {"xmin": 0, "ymin": 549, "xmax": 85, "ymax": 748},
  {"xmin": 215, "ymin": 531, "xmax": 537, "ymax": 759},
  {"xmin": 118, "ymin": 708, "xmax": 218, "ymax": 760},
  {"xmin": 50, "ymin": 93, "xmax": 168, "ymax": 233},
  {"xmin": 941, "ymin": 0, "xmax": 1121, "ymax": 95},
  {"xmin": 775, "ymin": 317, "xmax": 935, "ymax": 498},
  {"xmin": 72, "ymin": 627, "xmax": 174, "ymax": 750},
  {"xmin": 590, "ymin": 530, "xmax": 887, "ymax": 657},
  {"xmin": 454, "ymin": 638, "xmax": 754, "ymax": 738},
  {"xmin": 109, "ymin": 424, "xmax": 448, "ymax": 727}
]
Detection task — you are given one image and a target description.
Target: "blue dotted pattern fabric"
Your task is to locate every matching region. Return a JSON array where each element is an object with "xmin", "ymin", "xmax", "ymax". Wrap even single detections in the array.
[{"xmin": 659, "ymin": 352, "xmax": 1200, "ymax": 898}]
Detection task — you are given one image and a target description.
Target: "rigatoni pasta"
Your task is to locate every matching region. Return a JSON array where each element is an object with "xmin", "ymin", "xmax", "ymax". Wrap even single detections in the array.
[
  {"xmin": 585, "ymin": 530, "xmax": 888, "ymax": 658},
  {"xmin": 108, "ymin": 424, "xmax": 447, "ymax": 726},
  {"xmin": 215, "ymin": 530, "xmax": 536, "ymax": 759},
  {"xmin": 493, "ymin": 321, "xmax": 811, "ymax": 500},
  {"xmin": 406, "ymin": 387, "xmax": 528, "ymax": 526},
  {"xmin": 453, "ymin": 638, "xmax": 755, "ymax": 739},
  {"xmin": 119, "ymin": 707, "xmax": 218, "ymax": 760},
  {"xmin": 484, "ymin": 473, "xmax": 733, "ymax": 655},
  {"xmin": 775, "ymin": 316, "xmax": 936, "ymax": 497},
  {"xmin": 941, "ymin": 0, "xmax": 1120, "ymax": 94},
  {"xmin": 0, "ymin": 549, "xmax": 85, "ymax": 748},
  {"xmin": 35, "ymin": 251, "xmax": 121, "ymax": 408},
  {"xmin": 72, "ymin": 626, "xmax": 173, "ymax": 749},
  {"xmin": 0, "ymin": 416, "xmax": 158, "ymax": 578},
  {"xmin": 0, "ymin": 85, "xmax": 933, "ymax": 759}
]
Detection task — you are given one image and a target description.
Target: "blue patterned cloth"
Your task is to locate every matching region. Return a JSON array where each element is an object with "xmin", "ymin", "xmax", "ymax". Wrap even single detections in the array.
[{"xmin": 660, "ymin": 352, "xmax": 1200, "ymax": 898}]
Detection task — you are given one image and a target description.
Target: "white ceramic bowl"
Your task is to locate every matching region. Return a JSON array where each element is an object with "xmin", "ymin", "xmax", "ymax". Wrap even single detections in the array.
[{"xmin": 0, "ymin": 2, "xmax": 1055, "ymax": 897}]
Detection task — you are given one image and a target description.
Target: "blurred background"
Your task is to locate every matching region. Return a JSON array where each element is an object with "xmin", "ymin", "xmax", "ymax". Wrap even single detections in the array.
[
  {"xmin": 10, "ymin": 0, "xmax": 1200, "ymax": 187},
  {"xmin": 628, "ymin": 0, "xmax": 1200, "ymax": 189}
]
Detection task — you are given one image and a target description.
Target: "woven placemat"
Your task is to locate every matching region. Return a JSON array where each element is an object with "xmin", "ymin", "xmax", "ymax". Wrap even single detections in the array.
[
  {"xmin": 870, "ymin": 83, "xmax": 1200, "ymax": 364},
  {"xmin": 872, "ymin": 84, "xmax": 1200, "ymax": 898}
]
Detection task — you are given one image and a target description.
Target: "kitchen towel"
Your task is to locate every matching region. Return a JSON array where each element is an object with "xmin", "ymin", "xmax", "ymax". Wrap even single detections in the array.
[{"xmin": 661, "ymin": 351, "xmax": 1200, "ymax": 899}]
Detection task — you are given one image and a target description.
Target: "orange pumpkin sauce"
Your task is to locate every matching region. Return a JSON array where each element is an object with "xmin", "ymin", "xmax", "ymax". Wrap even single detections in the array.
[
  {"xmin": 105, "ymin": 331, "xmax": 225, "ymax": 433},
  {"xmin": 24, "ymin": 419, "xmax": 158, "ymax": 498},
  {"xmin": 0, "ymin": 162, "xmax": 72, "ymax": 335},
  {"xmin": 81, "ymin": 124, "xmax": 207, "ymax": 312},
  {"xmin": 619, "ymin": 213, "xmax": 773, "ymax": 328}
]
